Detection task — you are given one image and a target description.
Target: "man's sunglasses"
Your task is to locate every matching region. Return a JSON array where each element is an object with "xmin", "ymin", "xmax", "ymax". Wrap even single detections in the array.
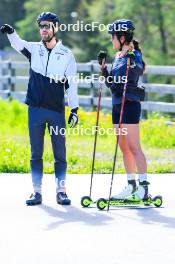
[{"xmin": 39, "ymin": 24, "xmax": 51, "ymax": 30}]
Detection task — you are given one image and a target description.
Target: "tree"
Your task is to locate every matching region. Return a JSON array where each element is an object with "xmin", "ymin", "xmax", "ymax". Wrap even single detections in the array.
[
  {"xmin": 0, "ymin": 0, "xmax": 27, "ymax": 49},
  {"xmin": 2, "ymin": 0, "xmax": 175, "ymax": 66},
  {"xmin": 16, "ymin": 0, "xmax": 54, "ymax": 42}
]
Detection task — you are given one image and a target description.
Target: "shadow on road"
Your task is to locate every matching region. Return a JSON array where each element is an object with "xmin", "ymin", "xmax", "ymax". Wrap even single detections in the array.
[
  {"xmin": 136, "ymin": 207, "xmax": 175, "ymax": 229},
  {"xmin": 108, "ymin": 206, "xmax": 175, "ymax": 229},
  {"xmin": 38, "ymin": 202, "xmax": 175, "ymax": 230},
  {"xmin": 38, "ymin": 204, "xmax": 114, "ymax": 230}
]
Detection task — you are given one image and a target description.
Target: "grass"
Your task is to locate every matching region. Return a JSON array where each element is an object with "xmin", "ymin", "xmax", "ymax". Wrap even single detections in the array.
[{"xmin": 0, "ymin": 99, "xmax": 175, "ymax": 173}]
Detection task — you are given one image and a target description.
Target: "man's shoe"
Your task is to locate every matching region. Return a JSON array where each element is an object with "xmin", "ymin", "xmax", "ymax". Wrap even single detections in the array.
[
  {"xmin": 56, "ymin": 192, "xmax": 71, "ymax": 205},
  {"xmin": 26, "ymin": 192, "xmax": 42, "ymax": 206}
]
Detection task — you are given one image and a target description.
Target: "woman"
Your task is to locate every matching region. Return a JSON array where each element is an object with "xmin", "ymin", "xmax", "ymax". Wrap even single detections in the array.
[{"xmin": 98, "ymin": 19, "xmax": 149, "ymax": 201}]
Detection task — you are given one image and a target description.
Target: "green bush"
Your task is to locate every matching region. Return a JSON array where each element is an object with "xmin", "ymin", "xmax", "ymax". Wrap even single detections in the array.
[{"xmin": 0, "ymin": 99, "xmax": 175, "ymax": 173}]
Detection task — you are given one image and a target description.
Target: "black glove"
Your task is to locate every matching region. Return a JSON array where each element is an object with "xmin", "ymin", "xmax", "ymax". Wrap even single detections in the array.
[
  {"xmin": 97, "ymin": 50, "xmax": 107, "ymax": 65},
  {"xmin": 0, "ymin": 24, "xmax": 14, "ymax": 34},
  {"xmin": 127, "ymin": 51, "xmax": 136, "ymax": 66},
  {"xmin": 68, "ymin": 107, "xmax": 78, "ymax": 128}
]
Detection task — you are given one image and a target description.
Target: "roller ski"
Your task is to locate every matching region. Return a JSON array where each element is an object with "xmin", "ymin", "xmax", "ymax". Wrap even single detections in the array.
[
  {"xmin": 97, "ymin": 181, "xmax": 163, "ymax": 210},
  {"xmin": 81, "ymin": 52, "xmax": 107, "ymax": 208}
]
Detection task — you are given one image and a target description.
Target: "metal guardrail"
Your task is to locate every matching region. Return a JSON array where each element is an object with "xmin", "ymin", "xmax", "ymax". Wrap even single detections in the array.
[{"xmin": 0, "ymin": 60, "xmax": 175, "ymax": 113}]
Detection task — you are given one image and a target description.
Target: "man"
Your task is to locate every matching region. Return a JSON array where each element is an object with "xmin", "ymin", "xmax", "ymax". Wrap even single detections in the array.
[{"xmin": 0, "ymin": 12, "xmax": 79, "ymax": 206}]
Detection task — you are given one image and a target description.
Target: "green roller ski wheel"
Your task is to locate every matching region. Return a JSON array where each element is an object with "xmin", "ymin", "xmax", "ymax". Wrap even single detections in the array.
[
  {"xmin": 97, "ymin": 198, "xmax": 107, "ymax": 210},
  {"xmin": 81, "ymin": 196, "xmax": 92, "ymax": 207},
  {"xmin": 153, "ymin": 195, "xmax": 163, "ymax": 207}
]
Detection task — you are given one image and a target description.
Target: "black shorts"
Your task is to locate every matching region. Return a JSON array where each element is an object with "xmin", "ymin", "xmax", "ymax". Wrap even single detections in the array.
[{"xmin": 112, "ymin": 100, "xmax": 141, "ymax": 124}]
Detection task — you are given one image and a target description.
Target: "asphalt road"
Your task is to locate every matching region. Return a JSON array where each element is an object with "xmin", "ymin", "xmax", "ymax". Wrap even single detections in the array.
[{"xmin": 0, "ymin": 173, "xmax": 175, "ymax": 264}]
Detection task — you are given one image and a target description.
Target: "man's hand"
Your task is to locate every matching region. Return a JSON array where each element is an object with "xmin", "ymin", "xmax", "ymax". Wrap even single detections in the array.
[
  {"xmin": 68, "ymin": 107, "xmax": 78, "ymax": 128},
  {"xmin": 97, "ymin": 50, "xmax": 107, "ymax": 65},
  {"xmin": 0, "ymin": 24, "xmax": 14, "ymax": 34}
]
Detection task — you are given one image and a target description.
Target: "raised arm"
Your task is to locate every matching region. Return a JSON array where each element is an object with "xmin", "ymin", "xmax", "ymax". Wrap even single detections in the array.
[{"xmin": 1, "ymin": 24, "xmax": 33, "ymax": 60}]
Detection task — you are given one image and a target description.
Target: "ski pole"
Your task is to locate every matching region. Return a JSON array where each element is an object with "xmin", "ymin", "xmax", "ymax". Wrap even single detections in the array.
[
  {"xmin": 107, "ymin": 57, "xmax": 131, "ymax": 211},
  {"xmin": 89, "ymin": 58, "xmax": 106, "ymax": 197}
]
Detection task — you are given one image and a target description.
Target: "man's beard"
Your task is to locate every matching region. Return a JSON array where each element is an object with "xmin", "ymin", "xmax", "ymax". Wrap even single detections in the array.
[{"xmin": 42, "ymin": 34, "xmax": 53, "ymax": 42}]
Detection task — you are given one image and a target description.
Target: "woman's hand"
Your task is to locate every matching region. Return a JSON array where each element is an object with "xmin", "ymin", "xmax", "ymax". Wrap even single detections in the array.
[{"xmin": 97, "ymin": 50, "xmax": 107, "ymax": 66}]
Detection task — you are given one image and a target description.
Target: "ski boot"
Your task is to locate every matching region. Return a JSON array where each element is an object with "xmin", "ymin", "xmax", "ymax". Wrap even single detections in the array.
[
  {"xmin": 56, "ymin": 192, "xmax": 71, "ymax": 205},
  {"xmin": 96, "ymin": 180, "xmax": 137, "ymax": 210},
  {"xmin": 110, "ymin": 180, "xmax": 137, "ymax": 200},
  {"xmin": 26, "ymin": 192, "xmax": 42, "ymax": 206}
]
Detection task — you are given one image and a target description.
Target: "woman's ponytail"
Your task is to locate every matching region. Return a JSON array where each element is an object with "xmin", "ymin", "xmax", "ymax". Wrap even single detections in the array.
[
  {"xmin": 133, "ymin": 39, "xmax": 146, "ymax": 71},
  {"xmin": 133, "ymin": 39, "xmax": 142, "ymax": 52}
]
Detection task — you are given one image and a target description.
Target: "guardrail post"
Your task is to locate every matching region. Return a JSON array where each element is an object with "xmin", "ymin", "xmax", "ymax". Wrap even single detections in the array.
[
  {"xmin": 0, "ymin": 55, "xmax": 7, "ymax": 91},
  {"xmin": 8, "ymin": 61, "xmax": 15, "ymax": 93},
  {"xmin": 0, "ymin": 55, "xmax": 3, "ymax": 90}
]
